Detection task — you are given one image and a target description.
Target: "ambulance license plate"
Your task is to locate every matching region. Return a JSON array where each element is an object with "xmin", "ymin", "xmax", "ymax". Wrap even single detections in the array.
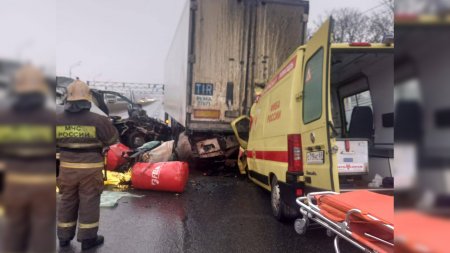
[{"xmin": 306, "ymin": 151, "xmax": 324, "ymax": 164}]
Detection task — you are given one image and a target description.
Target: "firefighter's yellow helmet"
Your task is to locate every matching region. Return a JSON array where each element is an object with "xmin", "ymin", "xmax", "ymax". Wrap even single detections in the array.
[
  {"xmin": 13, "ymin": 64, "xmax": 48, "ymax": 94},
  {"xmin": 66, "ymin": 79, "xmax": 92, "ymax": 101}
]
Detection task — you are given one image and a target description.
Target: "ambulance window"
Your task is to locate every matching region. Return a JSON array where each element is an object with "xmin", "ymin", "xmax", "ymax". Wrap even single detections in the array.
[
  {"xmin": 303, "ymin": 48, "xmax": 324, "ymax": 124},
  {"xmin": 343, "ymin": 90, "xmax": 373, "ymax": 131}
]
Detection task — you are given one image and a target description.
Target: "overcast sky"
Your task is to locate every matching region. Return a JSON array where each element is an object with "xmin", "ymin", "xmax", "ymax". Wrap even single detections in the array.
[
  {"xmin": 2, "ymin": 0, "xmax": 380, "ymax": 83},
  {"xmin": 56, "ymin": 0, "xmax": 186, "ymax": 83},
  {"xmin": 0, "ymin": 0, "xmax": 55, "ymax": 74}
]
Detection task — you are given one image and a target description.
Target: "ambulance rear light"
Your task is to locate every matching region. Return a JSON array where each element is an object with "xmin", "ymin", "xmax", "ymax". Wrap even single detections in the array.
[
  {"xmin": 288, "ymin": 134, "xmax": 303, "ymax": 173},
  {"xmin": 349, "ymin": 42, "xmax": 371, "ymax": 47}
]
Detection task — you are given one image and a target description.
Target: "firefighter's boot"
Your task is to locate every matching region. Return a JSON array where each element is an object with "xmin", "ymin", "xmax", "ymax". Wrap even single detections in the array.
[
  {"xmin": 81, "ymin": 235, "xmax": 104, "ymax": 251},
  {"xmin": 59, "ymin": 239, "xmax": 71, "ymax": 248}
]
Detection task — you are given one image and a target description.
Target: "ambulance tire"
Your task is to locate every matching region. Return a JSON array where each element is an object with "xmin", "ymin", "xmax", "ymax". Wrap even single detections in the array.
[{"xmin": 271, "ymin": 176, "xmax": 295, "ymax": 221}]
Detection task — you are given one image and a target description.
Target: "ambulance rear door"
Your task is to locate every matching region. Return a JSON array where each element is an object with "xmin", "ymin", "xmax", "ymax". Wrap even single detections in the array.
[{"xmin": 300, "ymin": 18, "xmax": 339, "ymax": 192}]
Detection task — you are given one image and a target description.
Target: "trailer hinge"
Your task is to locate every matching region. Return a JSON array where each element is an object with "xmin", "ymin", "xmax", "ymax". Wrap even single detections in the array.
[
  {"xmin": 188, "ymin": 54, "xmax": 196, "ymax": 64},
  {"xmin": 187, "ymin": 106, "xmax": 192, "ymax": 113},
  {"xmin": 190, "ymin": 0, "xmax": 198, "ymax": 11}
]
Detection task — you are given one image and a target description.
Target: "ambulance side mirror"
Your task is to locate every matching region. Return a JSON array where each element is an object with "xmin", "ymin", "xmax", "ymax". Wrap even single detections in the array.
[
  {"xmin": 254, "ymin": 82, "xmax": 266, "ymax": 97},
  {"xmin": 255, "ymin": 82, "xmax": 266, "ymax": 89}
]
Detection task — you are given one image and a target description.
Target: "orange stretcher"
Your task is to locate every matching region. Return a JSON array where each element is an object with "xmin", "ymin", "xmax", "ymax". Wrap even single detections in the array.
[
  {"xmin": 395, "ymin": 211, "xmax": 449, "ymax": 253},
  {"xmin": 295, "ymin": 190, "xmax": 394, "ymax": 253}
]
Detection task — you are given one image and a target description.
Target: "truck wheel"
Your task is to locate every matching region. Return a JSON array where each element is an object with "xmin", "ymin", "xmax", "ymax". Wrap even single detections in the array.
[
  {"xmin": 127, "ymin": 131, "xmax": 146, "ymax": 149},
  {"xmin": 271, "ymin": 176, "xmax": 288, "ymax": 221}
]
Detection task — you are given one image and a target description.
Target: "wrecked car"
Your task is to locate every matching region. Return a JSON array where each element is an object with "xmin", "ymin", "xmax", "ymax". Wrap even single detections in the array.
[{"xmin": 56, "ymin": 77, "xmax": 172, "ymax": 149}]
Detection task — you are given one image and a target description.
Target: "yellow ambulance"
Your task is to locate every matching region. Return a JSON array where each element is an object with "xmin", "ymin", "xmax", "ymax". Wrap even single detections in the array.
[{"xmin": 232, "ymin": 18, "xmax": 394, "ymax": 220}]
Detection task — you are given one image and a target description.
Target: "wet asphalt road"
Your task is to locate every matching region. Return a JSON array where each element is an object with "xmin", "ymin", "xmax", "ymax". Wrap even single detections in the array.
[{"xmin": 59, "ymin": 170, "xmax": 359, "ymax": 253}]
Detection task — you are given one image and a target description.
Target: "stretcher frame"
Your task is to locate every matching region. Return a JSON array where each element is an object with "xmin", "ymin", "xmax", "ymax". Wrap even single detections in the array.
[{"xmin": 295, "ymin": 192, "xmax": 394, "ymax": 253}]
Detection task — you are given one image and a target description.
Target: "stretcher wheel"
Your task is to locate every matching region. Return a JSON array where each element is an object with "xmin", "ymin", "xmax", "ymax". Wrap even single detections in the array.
[{"xmin": 294, "ymin": 217, "xmax": 309, "ymax": 235}]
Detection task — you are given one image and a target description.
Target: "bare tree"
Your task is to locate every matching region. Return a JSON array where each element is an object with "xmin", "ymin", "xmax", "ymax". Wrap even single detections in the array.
[
  {"xmin": 309, "ymin": 0, "xmax": 394, "ymax": 43},
  {"xmin": 382, "ymin": 0, "xmax": 395, "ymax": 13},
  {"xmin": 367, "ymin": 0, "xmax": 394, "ymax": 42},
  {"xmin": 368, "ymin": 12, "xmax": 393, "ymax": 42},
  {"xmin": 333, "ymin": 8, "xmax": 370, "ymax": 42},
  {"xmin": 312, "ymin": 8, "xmax": 370, "ymax": 42}
]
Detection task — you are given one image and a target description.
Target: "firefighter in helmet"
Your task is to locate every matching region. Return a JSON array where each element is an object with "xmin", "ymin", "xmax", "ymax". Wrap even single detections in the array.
[
  {"xmin": 56, "ymin": 79, "xmax": 118, "ymax": 250},
  {"xmin": 0, "ymin": 64, "xmax": 56, "ymax": 252}
]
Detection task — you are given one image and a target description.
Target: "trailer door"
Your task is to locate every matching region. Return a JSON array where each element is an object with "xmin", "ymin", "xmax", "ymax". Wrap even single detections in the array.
[
  {"xmin": 189, "ymin": 0, "xmax": 247, "ymax": 127},
  {"xmin": 300, "ymin": 18, "xmax": 339, "ymax": 192}
]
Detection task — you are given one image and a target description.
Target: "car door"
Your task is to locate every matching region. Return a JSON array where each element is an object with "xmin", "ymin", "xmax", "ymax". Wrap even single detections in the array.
[
  {"xmin": 231, "ymin": 116, "xmax": 250, "ymax": 174},
  {"xmin": 231, "ymin": 115, "xmax": 250, "ymax": 150},
  {"xmin": 300, "ymin": 18, "xmax": 339, "ymax": 192}
]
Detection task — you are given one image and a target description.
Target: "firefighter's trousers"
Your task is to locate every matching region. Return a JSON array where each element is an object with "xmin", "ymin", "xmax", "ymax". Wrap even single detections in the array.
[
  {"xmin": 3, "ymin": 173, "xmax": 56, "ymax": 253},
  {"xmin": 57, "ymin": 165, "xmax": 104, "ymax": 242}
]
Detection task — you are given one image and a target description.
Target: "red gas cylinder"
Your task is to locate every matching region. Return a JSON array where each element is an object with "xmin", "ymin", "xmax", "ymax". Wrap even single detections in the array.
[
  {"xmin": 106, "ymin": 143, "xmax": 130, "ymax": 171},
  {"xmin": 131, "ymin": 162, "xmax": 189, "ymax": 193}
]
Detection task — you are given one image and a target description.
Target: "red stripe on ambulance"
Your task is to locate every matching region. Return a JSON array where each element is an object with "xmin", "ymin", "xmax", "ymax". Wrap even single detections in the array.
[
  {"xmin": 263, "ymin": 56, "xmax": 297, "ymax": 95},
  {"xmin": 247, "ymin": 150, "xmax": 288, "ymax": 163}
]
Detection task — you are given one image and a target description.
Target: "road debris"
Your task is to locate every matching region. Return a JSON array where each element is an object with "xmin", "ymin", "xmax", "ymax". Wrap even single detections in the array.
[
  {"xmin": 100, "ymin": 191, "xmax": 142, "ymax": 208},
  {"xmin": 140, "ymin": 140, "xmax": 174, "ymax": 163},
  {"xmin": 106, "ymin": 143, "xmax": 131, "ymax": 171},
  {"xmin": 131, "ymin": 162, "xmax": 189, "ymax": 193},
  {"xmin": 104, "ymin": 170, "xmax": 132, "ymax": 190}
]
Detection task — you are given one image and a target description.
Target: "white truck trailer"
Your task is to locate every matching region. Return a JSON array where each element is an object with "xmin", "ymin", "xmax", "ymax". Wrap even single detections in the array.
[{"xmin": 165, "ymin": 0, "xmax": 309, "ymax": 160}]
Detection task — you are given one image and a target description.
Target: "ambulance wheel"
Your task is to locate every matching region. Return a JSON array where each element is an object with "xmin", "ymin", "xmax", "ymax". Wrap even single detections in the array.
[{"xmin": 271, "ymin": 176, "xmax": 289, "ymax": 221}]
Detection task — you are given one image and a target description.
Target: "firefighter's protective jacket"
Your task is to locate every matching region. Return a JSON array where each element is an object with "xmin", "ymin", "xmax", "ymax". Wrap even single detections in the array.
[{"xmin": 56, "ymin": 110, "xmax": 119, "ymax": 168}]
